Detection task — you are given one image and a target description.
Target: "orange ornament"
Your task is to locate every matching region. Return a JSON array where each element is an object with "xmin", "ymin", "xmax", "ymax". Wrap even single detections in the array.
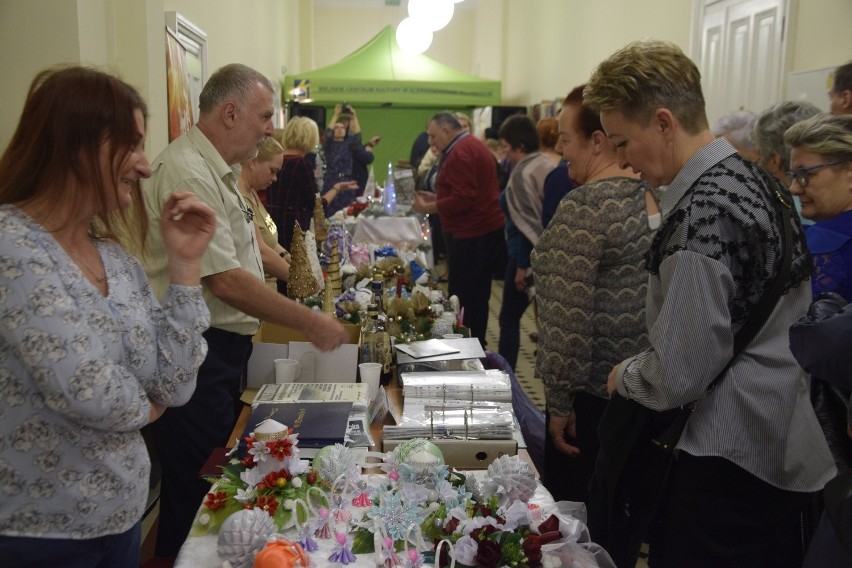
[{"xmin": 253, "ymin": 539, "xmax": 309, "ymax": 568}]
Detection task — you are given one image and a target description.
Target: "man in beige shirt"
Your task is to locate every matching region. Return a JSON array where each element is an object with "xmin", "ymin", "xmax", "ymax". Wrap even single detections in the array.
[{"xmin": 141, "ymin": 63, "xmax": 348, "ymax": 557}]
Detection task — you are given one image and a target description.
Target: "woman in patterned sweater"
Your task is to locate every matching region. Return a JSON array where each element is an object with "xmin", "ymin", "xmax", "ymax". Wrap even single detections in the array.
[{"xmin": 532, "ymin": 85, "xmax": 658, "ymax": 503}]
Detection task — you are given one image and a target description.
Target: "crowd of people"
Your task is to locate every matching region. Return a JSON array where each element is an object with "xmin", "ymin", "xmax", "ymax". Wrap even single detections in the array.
[
  {"xmin": 1, "ymin": 44, "xmax": 851, "ymax": 568},
  {"xmin": 412, "ymin": 51, "xmax": 852, "ymax": 568}
]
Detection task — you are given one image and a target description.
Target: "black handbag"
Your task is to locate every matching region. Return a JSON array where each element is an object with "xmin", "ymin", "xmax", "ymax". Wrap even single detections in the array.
[{"xmin": 587, "ymin": 185, "xmax": 794, "ymax": 568}]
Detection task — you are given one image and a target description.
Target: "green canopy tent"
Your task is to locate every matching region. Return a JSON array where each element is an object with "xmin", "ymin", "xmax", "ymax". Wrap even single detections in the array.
[
  {"xmin": 282, "ymin": 25, "xmax": 500, "ymax": 107},
  {"xmin": 282, "ymin": 26, "xmax": 501, "ymax": 174}
]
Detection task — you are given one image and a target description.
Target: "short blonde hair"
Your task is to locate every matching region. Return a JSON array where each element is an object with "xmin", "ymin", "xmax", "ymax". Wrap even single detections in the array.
[
  {"xmin": 453, "ymin": 112, "xmax": 471, "ymax": 131},
  {"xmin": 255, "ymin": 136, "xmax": 284, "ymax": 163},
  {"xmin": 784, "ymin": 113, "xmax": 852, "ymax": 159},
  {"xmin": 282, "ymin": 116, "xmax": 319, "ymax": 153},
  {"xmin": 584, "ymin": 40, "xmax": 708, "ymax": 134}
]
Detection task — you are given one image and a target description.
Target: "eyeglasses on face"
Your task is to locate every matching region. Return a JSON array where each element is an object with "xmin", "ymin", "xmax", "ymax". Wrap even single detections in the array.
[{"xmin": 786, "ymin": 159, "xmax": 850, "ymax": 187}]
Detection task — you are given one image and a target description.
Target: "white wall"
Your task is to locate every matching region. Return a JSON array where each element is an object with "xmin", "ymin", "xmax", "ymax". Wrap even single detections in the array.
[
  {"xmin": 0, "ymin": 0, "xmax": 303, "ymax": 156},
  {"xmin": 497, "ymin": 0, "xmax": 694, "ymax": 104},
  {"xmin": 161, "ymin": 0, "xmax": 296, "ymax": 86},
  {"xmin": 311, "ymin": 0, "xmax": 693, "ymax": 105},
  {"xmin": 311, "ymin": 2, "xmax": 480, "ymax": 77},
  {"xmin": 2, "ymin": 0, "xmax": 852, "ymax": 155},
  {"xmin": 787, "ymin": 0, "xmax": 852, "ymax": 72},
  {"xmin": 0, "ymin": 0, "xmax": 83, "ymax": 149}
]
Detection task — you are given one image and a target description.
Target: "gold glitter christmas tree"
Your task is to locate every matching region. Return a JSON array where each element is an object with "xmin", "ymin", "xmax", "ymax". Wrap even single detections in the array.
[
  {"xmin": 322, "ymin": 276, "xmax": 336, "ymax": 315},
  {"xmin": 312, "ymin": 195, "xmax": 328, "ymax": 245},
  {"xmin": 287, "ymin": 223, "xmax": 318, "ymax": 301},
  {"xmin": 327, "ymin": 235, "xmax": 342, "ymax": 297}
]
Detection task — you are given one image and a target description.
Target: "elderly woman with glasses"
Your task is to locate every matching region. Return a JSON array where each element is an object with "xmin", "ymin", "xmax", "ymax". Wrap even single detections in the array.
[
  {"xmin": 785, "ymin": 112, "xmax": 852, "ymax": 568},
  {"xmin": 785, "ymin": 114, "xmax": 852, "ymax": 299}
]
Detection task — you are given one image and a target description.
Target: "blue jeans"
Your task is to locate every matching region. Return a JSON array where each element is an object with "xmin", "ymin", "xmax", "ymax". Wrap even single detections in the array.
[
  {"xmin": 0, "ymin": 522, "xmax": 140, "ymax": 568},
  {"xmin": 498, "ymin": 258, "xmax": 530, "ymax": 370}
]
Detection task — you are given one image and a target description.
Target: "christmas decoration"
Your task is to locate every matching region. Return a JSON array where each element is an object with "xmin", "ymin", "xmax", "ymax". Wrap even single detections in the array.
[
  {"xmin": 327, "ymin": 235, "xmax": 342, "ymax": 297},
  {"xmin": 287, "ymin": 224, "xmax": 319, "ymax": 301},
  {"xmin": 322, "ymin": 279, "xmax": 336, "ymax": 316},
  {"xmin": 190, "ymin": 425, "xmax": 610, "ymax": 568},
  {"xmin": 313, "ymin": 195, "xmax": 328, "ymax": 245}
]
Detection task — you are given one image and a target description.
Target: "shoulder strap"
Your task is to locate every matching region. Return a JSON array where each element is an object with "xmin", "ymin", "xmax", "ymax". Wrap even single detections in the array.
[{"xmin": 706, "ymin": 183, "xmax": 794, "ymax": 391}]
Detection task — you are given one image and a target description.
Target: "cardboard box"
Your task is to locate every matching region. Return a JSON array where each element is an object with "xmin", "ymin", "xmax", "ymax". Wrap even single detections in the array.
[
  {"xmin": 382, "ymin": 438, "xmax": 517, "ymax": 470},
  {"xmin": 256, "ymin": 321, "xmax": 361, "ymax": 345}
]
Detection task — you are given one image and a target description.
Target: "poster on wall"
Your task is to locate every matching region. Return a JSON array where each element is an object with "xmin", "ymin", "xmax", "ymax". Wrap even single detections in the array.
[
  {"xmin": 166, "ymin": 30, "xmax": 194, "ymax": 141},
  {"xmin": 165, "ymin": 12, "xmax": 207, "ymax": 142}
]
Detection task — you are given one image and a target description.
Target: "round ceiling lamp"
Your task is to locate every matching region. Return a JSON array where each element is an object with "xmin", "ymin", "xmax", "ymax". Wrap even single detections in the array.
[
  {"xmin": 408, "ymin": 0, "xmax": 455, "ymax": 32},
  {"xmin": 396, "ymin": 17, "xmax": 433, "ymax": 55}
]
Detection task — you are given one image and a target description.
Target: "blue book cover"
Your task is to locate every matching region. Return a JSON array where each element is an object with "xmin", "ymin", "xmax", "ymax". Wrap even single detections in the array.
[{"xmin": 240, "ymin": 401, "xmax": 353, "ymax": 451}]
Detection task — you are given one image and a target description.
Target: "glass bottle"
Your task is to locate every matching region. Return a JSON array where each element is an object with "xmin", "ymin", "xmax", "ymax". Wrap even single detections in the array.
[
  {"xmin": 370, "ymin": 279, "xmax": 385, "ymax": 317},
  {"xmin": 361, "ymin": 304, "xmax": 392, "ymax": 385}
]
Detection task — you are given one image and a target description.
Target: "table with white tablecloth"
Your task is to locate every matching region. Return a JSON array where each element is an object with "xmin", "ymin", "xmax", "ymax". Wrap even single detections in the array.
[
  {"xmin": 174, "ymin": 475, "xmax": 615, "ymax": 568},
  {"xmin": 349, "ymin": 214, "xmax": 434, "ymax": 268}
]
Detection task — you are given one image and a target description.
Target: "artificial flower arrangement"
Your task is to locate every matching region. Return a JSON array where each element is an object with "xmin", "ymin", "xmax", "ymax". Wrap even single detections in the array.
[
  {"xmin": 346, "ymin": 199, "xmax": 369, "ymax": 218},
  {"xmin": 191, "ymin": 420, "xmax": 614, "ymax": 568}
]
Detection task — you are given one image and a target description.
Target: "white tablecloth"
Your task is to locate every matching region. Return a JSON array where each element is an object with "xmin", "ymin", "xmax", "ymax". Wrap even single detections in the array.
[
  {"xmin": 173, "ymin": 476, "xmax": 614, "ymax": 568},
  {"xmin": 351, "ymin": 215, "xmax": 434, "ymax": 268}
]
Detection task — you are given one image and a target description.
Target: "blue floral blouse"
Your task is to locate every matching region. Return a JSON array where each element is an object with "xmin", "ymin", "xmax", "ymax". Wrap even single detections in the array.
[{"xmin": 0, "ymin": 205, "xmax": 210, "ymax": 539}]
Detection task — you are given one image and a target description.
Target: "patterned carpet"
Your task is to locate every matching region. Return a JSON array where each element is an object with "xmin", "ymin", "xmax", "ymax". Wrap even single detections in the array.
[{"xmin": 485, "ymin": 278, "xmax": 545, "ymax": 411}]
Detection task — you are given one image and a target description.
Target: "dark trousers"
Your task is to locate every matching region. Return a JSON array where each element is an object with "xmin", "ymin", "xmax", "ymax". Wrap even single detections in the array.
[
  {"xmin": 430, "ymin": 214, "xmax": 446, "ymax": 260},
  {"xmin": 446, "ymin": 228, "xmax": 503, "ymax": 345},
  {"xmin": 492, "ymin": 229, "xmax": 509, "ymax": 279},
  {"xmin": 0, "ymin": 522, "xmax": 140, "ymax": 568},
  {"xmin": 149, "ymin": 328, "xmax": 253, "ymax": 557},
  {"xmin": 497, "ymin": 258, "xmax": 530, "ymax": 370},
  {"xmin": 649, "ymin": 453, "xmax": 813, "ymax": 568},
  {"xmin": 542, "ymin": 393, "xmax": 608, "ymax": 504}
]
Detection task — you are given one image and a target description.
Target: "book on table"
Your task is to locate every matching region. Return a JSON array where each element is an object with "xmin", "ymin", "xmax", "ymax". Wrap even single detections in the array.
[
  {"xmin": 252, "ymin": 382, "xmax": 369, "ymax": 413},
  {"xmin": 239, "ymin": 401, "xmax": 354, "ymax": 452}
]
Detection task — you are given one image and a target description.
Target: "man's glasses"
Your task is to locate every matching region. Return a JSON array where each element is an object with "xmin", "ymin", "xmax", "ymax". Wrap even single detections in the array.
[{"xmin": 786, "ymin": 159, "xmax": 850, "ymax": 187}]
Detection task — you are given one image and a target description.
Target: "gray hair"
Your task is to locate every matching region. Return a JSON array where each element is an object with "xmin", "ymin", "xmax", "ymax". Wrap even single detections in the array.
[
  {"xmin": 753, "ymin": 100, "xmax": 821, "ymax": 169},
  {"xmin": 784, "ymin": 113, "xmax": 852, "ymax": 159},
  {"xmin": 198, "ymin": 63, "xmax": 273, "ymax": 114},
  {"xmin": 430, "ymin": 111, "xmax": 462, "ymax": 131},
  {"xmin": 712, "ymin": 110, "xmax": 757, "ymax": 152}
]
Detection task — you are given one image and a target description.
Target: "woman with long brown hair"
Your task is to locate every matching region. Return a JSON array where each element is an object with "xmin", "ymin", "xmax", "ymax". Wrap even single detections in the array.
[{"xmin": 0, "ymin": 66, "xmax": 215, "ymax": 567}]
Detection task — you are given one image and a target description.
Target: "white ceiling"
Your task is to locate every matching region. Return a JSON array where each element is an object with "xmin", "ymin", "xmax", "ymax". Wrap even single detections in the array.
[{"xmin": 313, "ymin": 0, "xmax": 478, "ymax": 9}]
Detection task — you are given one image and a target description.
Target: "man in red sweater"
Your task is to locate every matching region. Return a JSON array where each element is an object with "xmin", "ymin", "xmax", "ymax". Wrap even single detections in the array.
[{"xmin": 413, "ymin": 112, "xmax": 505, "ymax": 344}]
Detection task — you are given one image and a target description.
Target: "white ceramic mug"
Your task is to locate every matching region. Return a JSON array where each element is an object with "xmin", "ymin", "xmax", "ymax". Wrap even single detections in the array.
[
  {"xmin": 358, "ymin": 362, "xmax": 382, "ymax": 401},
  {"xmin": 274, "ymin": 358, "xmax": 301, "ymax": 384}
]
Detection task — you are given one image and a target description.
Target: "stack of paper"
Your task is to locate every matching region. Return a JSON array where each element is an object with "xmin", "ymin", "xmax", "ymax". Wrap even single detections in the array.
[
  {"xmin": 383, "ymin": 403, "xmax": 515, "ymax": 440},
  {"xmin": 395, "ymin": 339, "xmax": 460, "ymax": 359},
  {"xmin": 388, "ymin": 370, "xmax": 515, "ymax": 441},
  {"xmin": 398, "ymin": 370, "xmax": 512, "ymax": 404}
]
